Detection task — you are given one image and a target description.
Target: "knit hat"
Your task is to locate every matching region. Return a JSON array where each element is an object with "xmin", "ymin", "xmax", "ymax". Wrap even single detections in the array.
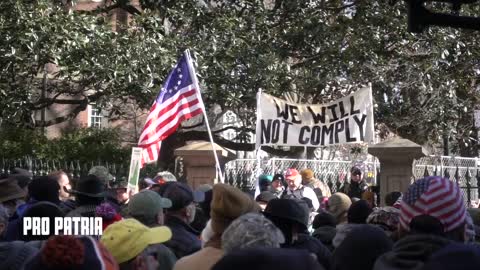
[
  {"xmin": 128, "ymin": 190, "xmax": 172, "ymax": 226},
  {"xmin": 96, "ymin": 203, "xmax": 122, "ymax": 231},
  {"xmin": 88, "ymin": 166, "xmax": 114, "ymax": 186},
  {"xmin": 366, "ymin": 207, "xmax": 400, "ymax": 232},
  {"xmin": 312, "ymin": 210, "xmax": 337, "ymax": 229},
  {"xmin": 100, "ymin": 218, "xmax": 172, "ymax": 264},
  {"xmin": 300, "ymin": 169, "xmax": 315, "ymax": 180},
  {"xmin": 221, "ymin": 213, "xmax": 285, "ymax": 253},
  {"xmin": 0, "ymin": 241, "xmax": 38, "ymax": 270},
  {"xmin": 20, "ymin": 201, "xmax": 66, "ymax": 242},
  {"xmin": 210, "ymin": 184, "xmax": 260, "ymax": 235},
  {"xmin": 284, "ymin": 168, "xmax": 299, "ymax": 181},
  {"xmin": 347, "ymin": 200, "xmax": 373, "ymax": 224},
  {"xmin": 212, "ymin": 247, "xmax": 325, "ymax": 270},
  {"xmin": 259, "ymin": 175, "xmax": 273, "ymax": 182},
  {"xmin": 264, "ymin": 199, "xmax": 309, "ymax": 231},
  {"xmin": 255, "ymin": 191, "xmax": 277, "ymax": 203},
  {"xmin": 25, "ymin": 236, "xmax": 118, "ymax": 270},
  {"xmin": 272, "ymin": 173, "xmax": 285, "ymax": 183},
  {"xmin": 399, "ymin": 176, "xmax": 466, "ymax": 232},
  {"xmin": 0, "ymin": 178, "xmax": 26, "ymax": 203},
  {"xmin": 327, "ymin": 193, "xmax": 352, "ymax": 224},
  {"xmin": 332, "ymin": 225, "xmax": 393, "ymax": 270},
  {"xmin": 160, "ymin": 182, "xmax": 204, "ymax": 211},
  {"xmin": 351, "ymin": 161, "xmax": 365, "ymax": 173},
  {"xmin": 422, "ymin": 243, "xmax": 480, "ymax": 270},
  {"xmin": 28, "ymin": 176, "xmax": 60, "ymax": 203}
]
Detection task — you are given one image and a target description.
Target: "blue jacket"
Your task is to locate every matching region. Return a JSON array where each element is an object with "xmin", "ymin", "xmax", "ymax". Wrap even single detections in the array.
[{"xmin": 164, "ymin": 215, "xmax": 201, "ymax": 259}]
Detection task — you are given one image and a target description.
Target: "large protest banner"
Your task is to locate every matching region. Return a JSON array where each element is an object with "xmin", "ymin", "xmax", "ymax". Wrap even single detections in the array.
[{"xmin": 255, "ymin": 86, "xmax": 374, "ymax": 148}]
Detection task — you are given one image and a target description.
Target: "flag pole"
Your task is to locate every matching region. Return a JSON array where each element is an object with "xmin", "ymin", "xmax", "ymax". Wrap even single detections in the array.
[
  {"xmin": 254, "ymin": 88, "xmax": 263, "ymax": 198},
  {"xmin": 185, "ymin": 49, "xmax": 224, "ymax": 183}
]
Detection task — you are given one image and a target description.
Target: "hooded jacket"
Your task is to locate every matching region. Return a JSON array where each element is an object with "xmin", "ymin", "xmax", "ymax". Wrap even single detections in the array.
[{"xmin": 373, "ymin": 234, "xmax": 451, "ymax": 270}]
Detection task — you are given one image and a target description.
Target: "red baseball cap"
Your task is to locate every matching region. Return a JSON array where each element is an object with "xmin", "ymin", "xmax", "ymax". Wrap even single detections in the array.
[{"xmin": 285, "ymin": 168, "xmax": 299, "ymax": 180}]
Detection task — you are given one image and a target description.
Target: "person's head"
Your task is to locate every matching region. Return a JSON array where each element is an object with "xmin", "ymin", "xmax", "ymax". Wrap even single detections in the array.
[
  {"xmin": 0, "ymin": 178, "xmax": 26, "ymax": 217},
  {"xmin": 271, "ymin": 174, "xmax": 285, "ymax": 192},
  {"xmin": 332, "ymin": 225, "xmax": 393, "ymax": 270},
  {"xmin": 0, "ymin": 241, "xmax": 38, "ymax": 270},
  {"xmin": 312, "ymin": 210, "xmax": 337, "ymax": 229},
  {"xmin": 48, "ymin": 171, "xmax": 71, "ymax": 201},
  {"xmin": 255, "ymin": 191, "xmax": 277, "ymax": 211},
  {"xmin": 96, "ymin": 203, "xmax": 122, "ymax": 231},
  {"xmin": 385, "ymin": 191, "xmax": 402, "ymax": 207},
  {"xmin": 28, "ymin": 176, "xmax": 61, "ymax": 204},
  {"xmin": 366, "ymin": 207, "xmax": 400, "ymax": 236},
  {"xmin": 128, "ymin": 190, "xmax": 172, "ymax": 227},
  {"xmin": 348, "ymin": 200, "xmax": 373, "ymax": 224},
  {"xmin": 111, "ymin": 179, "xmax": 129, "ymax": 204},
  {"xmin": 212, "ymin": 247, "xmax": 324, "ymax": 270},
  {"xmin": 88, "ymin": 166, "xmax": 114, "ymax": 188},
  {"xmin": 20, "ymin": 201, "xmax": 65, "ymax": 241},
  {"xmin": 100, "ymin": 219, "xmax": 171, "ymax": 267},
  {"xmin": 350, "ymin": 163, "xmax": 365, "ymax": 183},
  {"xmin": 210, "ymin": 184, "xmax": 261, "ymax": 238},
  {"xmin": 258, "ymin": 174, "xmax": 273, "ymax": 192},
  {"xmin": 67, "ymin": 175, "xmax": 106, "ymax": 206},
  {"xmin": 422, "ymin": 243, "xmax": 480, "ymax": 270},
  {"xmin": 327, "ymin": 192, "xmax": 352, "ymax": 224},
  {"xmin": 160, "ymin": 182, "xmax": 203, "ymax": 224},
  {"xmin": 222, "ymin": 213, "xmax": 285, "ymax": 253},
  {"xmin": 25, "ymin": 235, "xmax": 119, "ymax": 270},
  {"xmin": 264, "ymin": 198, "xmax": 309, "ymax": 244},
  {"xmin": 285, "ymin": 168, "xmax": 301, "ymax": 190},
  {"xmin": 300, "ymin": 169, "xmax": 315, "ymax": 185},
  {"xmin": 399, "ymin": 176, "xmax": 467, "ymax": 242}
]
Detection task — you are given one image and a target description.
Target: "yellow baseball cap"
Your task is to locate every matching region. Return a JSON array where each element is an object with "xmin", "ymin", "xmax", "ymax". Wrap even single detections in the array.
[{"xmin": 100, "ymin": 218, "xmax": 172, "ymax": 263}]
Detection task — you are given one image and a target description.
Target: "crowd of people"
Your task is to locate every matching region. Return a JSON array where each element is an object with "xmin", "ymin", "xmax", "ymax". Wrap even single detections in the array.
[{"xmin": 0, "ymin": 162, "xmax": 480, "ymax": 270}]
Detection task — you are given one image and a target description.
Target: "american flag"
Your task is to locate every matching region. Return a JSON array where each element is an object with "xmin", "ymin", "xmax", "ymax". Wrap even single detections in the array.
[{"xmin": 138, "ymin": 52, "xmax": 204, "ymax": 167}]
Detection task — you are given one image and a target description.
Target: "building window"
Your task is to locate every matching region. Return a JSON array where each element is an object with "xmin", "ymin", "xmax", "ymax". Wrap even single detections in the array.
[{"xmin": 89, "ymin": 104, "xmax": 103, "ymax": 128}]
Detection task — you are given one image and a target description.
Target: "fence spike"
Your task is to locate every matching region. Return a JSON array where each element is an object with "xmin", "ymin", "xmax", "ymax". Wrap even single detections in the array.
[
  {"xmin": 444, "ymin": 168, "xmax": 450, "ymax": 179},
  {"xmin": 454, "ymin": 166, "xmax": 460, "ymax": 186},
  {"xmin": 423, "ymin": 166, "xmax": 429, "ymax": 177},
  {"xmin": 465, "ymin": 168, "xmax": 472, "ymax": 206}
]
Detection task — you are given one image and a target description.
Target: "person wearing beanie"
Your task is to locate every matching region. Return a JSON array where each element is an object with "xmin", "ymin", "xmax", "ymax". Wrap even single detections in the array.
[
  {"xmin": 300, "ymin": 169, "xmax": 332, "ymax": 200},
  {"xmin": 258, "ymin": 174, "xmax": 273, "ymax": 192},
  {"xmin": 264, "ymin": 198, "xmax": 331, "ymax": 269},
  {"xmin": 191, "ymin": 188, "xmax": 213, "ymax": 233},
  {"xmin": 341, "ymin": 162, "xmax": 368, "ymax": 199},
  {"xmin": 374, "ymin": 176, "xmax": 468, "ymax": 270},
  {"xmin": 347, "ymin": 199, "xmax": 373, "ymax": 224},
  {"xmin": 101, "ymin": 219, "xmax": 174, "ymax": 270},
  {"xmin": 173, "ymin": 184, "xmax": 260, "ymax": 270},
  {"xmin": 19, "ymin": 202, "xmax": 65, "ymax": 242},
  {"xmin": 327, "ymin": 192, "xmax": 352, "ymax": 225},
  {"xmin": 255, "ymin": 191, "xmax": 277, "ymax": 210},
  {"xmin": 282, "ymin": 168, "xmax": 320, "ymax": 211},
  {"xmin": 95, "ymin": 203, "xmax": 123, "ymax": 231},
  {"xmin": 25, "ymin": 235, "xmax": 118, "ymax": 270},
  {"xmin": 421, "ymin": 243, "xmax": 480, "ymax": 270},
  {"xmin": 367, "ymin": 206, "xmax": 400, "ymax": 238},
  {"xmin": 312, "ymin": 211, "xmax": 337, "ymax": 251},
  {"xmin": 332, "ymin": 225, "xmax": 393, "ymax": 270},
  {"xmin": 270, "ymin": 173, "xmax": 286, "ymax": 198},
  {"xmin": 211, "ymin": 247, "xmax": 325, "ymax": 270},
  {"xmin": 0, "ymin": 240, "xmax": 39, "ymax": 270},
  {"xmin": 221, "ymin": 213, "xmax": 285, "ymax": 253}
]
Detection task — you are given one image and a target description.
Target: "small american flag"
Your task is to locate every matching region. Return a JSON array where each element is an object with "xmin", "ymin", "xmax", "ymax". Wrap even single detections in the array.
[{"xmin": 138, "ymin": 51, "xmax": 204, "ymax": 167}]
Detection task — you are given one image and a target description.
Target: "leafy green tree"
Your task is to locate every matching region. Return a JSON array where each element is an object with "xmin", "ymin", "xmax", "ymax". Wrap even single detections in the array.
[{"xmin": 2, "ymin": 0, "xmax": 480, "ymax": 158}]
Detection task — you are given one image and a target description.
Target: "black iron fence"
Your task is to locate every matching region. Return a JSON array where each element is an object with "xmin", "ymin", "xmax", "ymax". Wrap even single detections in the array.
[{"xmin": 1, "ymin": 157, "xmax": 128, "ymax": 182}]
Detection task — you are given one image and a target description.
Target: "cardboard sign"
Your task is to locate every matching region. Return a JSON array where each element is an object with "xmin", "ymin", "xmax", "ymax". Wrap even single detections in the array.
[{"xmin": 127, "ymin": 147, "xmax": 143, "ymax": 194}]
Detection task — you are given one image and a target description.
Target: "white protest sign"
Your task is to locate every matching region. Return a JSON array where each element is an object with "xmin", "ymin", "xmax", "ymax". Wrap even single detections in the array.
[
  {"xmin": 127, "ymin": 147, "xmax": 143, "ymax": 194},
  {"xmin": 474, "ymin": 110, "xmax": 480, "ymax": 128},
  {"xmin": 255, "ymin": 86, "xmax": 375, "ymax": 148}
]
